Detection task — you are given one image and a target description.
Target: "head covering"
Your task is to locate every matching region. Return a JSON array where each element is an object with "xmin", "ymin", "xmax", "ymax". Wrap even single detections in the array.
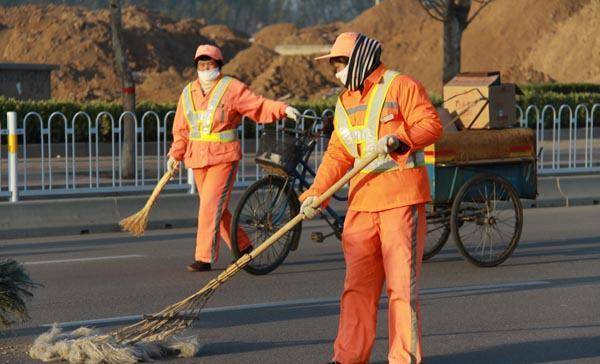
[
  {"xmin": 345, "ymin": 33, "xmax": 382, "ymax": 91},
  {"xmin": 314, "ymin": 32, "xmax": 358, "ymax": 61},
  {"xmin": 194, "ymin": 44, "xmax": 224, "ymax": 62}
]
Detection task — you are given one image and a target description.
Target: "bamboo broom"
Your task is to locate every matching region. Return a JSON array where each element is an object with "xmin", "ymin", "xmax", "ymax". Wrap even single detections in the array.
[
  {"xmin": 113, "ymin": 151, "xmax": 380, "ymax": 344},
  {"xmin": 29, "ymin": 152, "xmax": 380, "ymax": 363},
  {"xmin": 119, "ymin": 170, "xmax": 174, "ymax": 237}
]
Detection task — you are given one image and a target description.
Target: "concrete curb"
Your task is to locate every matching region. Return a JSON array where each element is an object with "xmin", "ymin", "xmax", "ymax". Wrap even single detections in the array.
[
  {"xmin": 1, "ymin": 175, "xmax": 599, "ymax": 240},
  {"xmin": 0, "ymin": 191, "xmax": 244, "ymax": 240}
]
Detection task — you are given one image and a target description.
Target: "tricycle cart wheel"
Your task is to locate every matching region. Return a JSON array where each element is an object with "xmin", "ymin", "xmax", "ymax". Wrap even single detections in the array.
[
  {"xmin": 450, "ymin": 173, "xmax": 523, "ymax": 267},
  {"xmin": 423, "ymin": 203, "xmax": 451, "ymax": 260},
  {"xmin": 231, "ymin": 175, "xmax": 301, "ymax": 275}
]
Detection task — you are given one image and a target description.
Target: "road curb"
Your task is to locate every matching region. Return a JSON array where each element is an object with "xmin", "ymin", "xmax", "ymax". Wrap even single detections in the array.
[
  {"xmin": 0, "ymin": 191, "xmax": 244, "ymax": 240},
  {"xmin": 1, "ymin": 175, "xmax": 599, "ymax": 240}
]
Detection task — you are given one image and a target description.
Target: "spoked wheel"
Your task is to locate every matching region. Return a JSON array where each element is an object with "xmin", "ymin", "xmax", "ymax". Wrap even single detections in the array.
[
  {"xmin": 451, "ymin": 173, "xmax": 523, "ymax": 267},
  {"xmin": 423, "ymin": 203, "xmax": 451, "ymax": 260},
  {"xmin": 231, "ymin": 175, "xmax": 301, "ymax": 275}
]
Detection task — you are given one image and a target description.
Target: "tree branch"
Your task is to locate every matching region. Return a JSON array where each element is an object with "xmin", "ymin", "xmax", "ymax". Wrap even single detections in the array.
[
  {"xmin": 417, "ymin": 0, "xmax": 448, "ymax": 22},
  {"xmin": 467, "ymin": 0, "xmax": 494, "ymax": 24}
]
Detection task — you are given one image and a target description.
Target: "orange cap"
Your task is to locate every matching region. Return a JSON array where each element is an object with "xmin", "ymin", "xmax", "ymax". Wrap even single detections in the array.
[
  {"xmin": 194, "ymin": 44, "xmax": 224, "ymax": 62},
  {"xmin": 314, "ymin": 32, "xmax": 358, "ymax": 61}
]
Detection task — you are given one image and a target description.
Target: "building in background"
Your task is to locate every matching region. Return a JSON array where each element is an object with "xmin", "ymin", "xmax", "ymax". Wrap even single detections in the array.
[{"xmin": 0, "ymin": 63, "xmax": 58, "ymax": 100}]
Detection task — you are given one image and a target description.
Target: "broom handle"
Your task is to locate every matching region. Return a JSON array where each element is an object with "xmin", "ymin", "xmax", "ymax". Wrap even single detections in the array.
[
  {"xmin": 248, "ymin": 152, "xmax": 379, "ymax": 259},
  {"xmin": 143, "ymin": 171, "xmax": 174, "ymax": 209}
]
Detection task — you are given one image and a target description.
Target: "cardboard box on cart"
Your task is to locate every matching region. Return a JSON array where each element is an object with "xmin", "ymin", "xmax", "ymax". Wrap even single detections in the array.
[{"xmin": 443, "ymin": 71, "xmax": 517, "ymax": 129}]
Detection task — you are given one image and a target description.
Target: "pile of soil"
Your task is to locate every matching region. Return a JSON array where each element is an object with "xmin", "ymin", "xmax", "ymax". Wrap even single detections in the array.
[
  {"xmin": 222, "ymin": 43, "xmax": 278, "ymax": 85},
  {"xmin": 252, "ymin": 23, "xmax": 298, "ymax": 48},
  {"xmin": 0, "ymin": 0, "xmax": 597, "ymax": 103},
  {"xmin": 0, "ymin": 4, "xmax": 249, "ymax": 102},
  {"xmin": 249, "ymin": 55, "xmax": 338, "ymax": 101}
]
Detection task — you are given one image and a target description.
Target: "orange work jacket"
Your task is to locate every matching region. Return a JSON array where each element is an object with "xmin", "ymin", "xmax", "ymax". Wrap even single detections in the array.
[
  {"xmin": 300, "ymin": 65, "xmax": 443, "ymax": 212},
  {"xmin": 168, "ymin": 77, "xmax": 287, "ymax": 169}
]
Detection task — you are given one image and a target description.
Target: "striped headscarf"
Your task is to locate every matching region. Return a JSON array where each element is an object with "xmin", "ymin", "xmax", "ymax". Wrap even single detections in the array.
[{"xmin": 346, "ymin": 33, "xmax": 382, "ymax": 91}]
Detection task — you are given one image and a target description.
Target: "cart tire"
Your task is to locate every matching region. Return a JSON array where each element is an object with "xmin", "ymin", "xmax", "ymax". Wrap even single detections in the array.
[
  {"xmin": 451, "ymin": 173, "xmax": 523, "ymax": 267},
  {"xmin": 423, "ymin": 204, "xmax": 451, "ymax": 260},
  {"xmin": 231, "ymin": 175, "xmax": 301, "ymax": 275}
]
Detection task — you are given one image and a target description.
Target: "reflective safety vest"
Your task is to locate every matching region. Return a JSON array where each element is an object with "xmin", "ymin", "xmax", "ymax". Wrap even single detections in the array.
[
  {"xmin": 334, "ymin": 70, "xmax": 425, "ymax": 173},
  {"xmin": 182, "ymin": 76, "xmax": 238, "ymax": 142}
]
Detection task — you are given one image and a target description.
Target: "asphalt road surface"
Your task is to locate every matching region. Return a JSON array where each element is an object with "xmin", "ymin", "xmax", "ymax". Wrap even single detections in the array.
[{"xmin": 1, "ymin": 205, "xmax": 600, "ymax": 363}]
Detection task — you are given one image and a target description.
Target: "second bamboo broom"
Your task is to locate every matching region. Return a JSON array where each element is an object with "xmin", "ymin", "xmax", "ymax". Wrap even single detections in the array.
[{"xmin": 119, "ymin": 170, "xmax": 174, "ymax": 237}]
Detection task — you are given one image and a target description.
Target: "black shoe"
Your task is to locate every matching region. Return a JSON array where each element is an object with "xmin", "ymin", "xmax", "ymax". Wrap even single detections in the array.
[{"xmin": 187, "ymin": 261, "xmax": 211, "ymax": 272}]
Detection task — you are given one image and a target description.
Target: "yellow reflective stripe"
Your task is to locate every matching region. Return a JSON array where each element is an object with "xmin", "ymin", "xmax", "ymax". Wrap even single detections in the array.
[
  {"xmin": 372, "ymin": 71, "xmax": 399, "ymax": 141},
  {"xmin": 8, "ymin": 134, "xmax": 17, "ymax": 153},
  {"xmin": 204, "ymin": 77, "xmax": 232, "ymax": 135},
  {"xmin": 358, "ymin": 70, "xmax": 401, "ymax": 173},
  {"xmin": 189, "ymin": 129, "xmax": 237, "ymax": 142},
  {"xmin": 182, "ymin": 77, "xmax": 234, "ymax": 142},
  {"xmin": 362, "ymin": 82, "xmax": 380, "ymax": 132},
  {"xmin": 182, "ymin": 82, "xmax": 200, "ymax": 138},
  {"xmin": 334, "ymin": 70, "xmax": 401, "ymax": 170},
  {"xmin": 334, "ymin": 99, "xmax": 359, "ymax": 158}
]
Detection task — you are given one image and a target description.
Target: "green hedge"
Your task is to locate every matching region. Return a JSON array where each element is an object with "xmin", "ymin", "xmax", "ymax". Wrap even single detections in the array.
[
  {"xmin": 1, "ymin": 84, "xmax": 599, "ymax": 143},
  {"xmin": 520, "ymin": 83, "xmax": 600, "ymax": 95},
  {"xmin": 0, "ymin": 97, "xmax": 175, "ymax": 143}
]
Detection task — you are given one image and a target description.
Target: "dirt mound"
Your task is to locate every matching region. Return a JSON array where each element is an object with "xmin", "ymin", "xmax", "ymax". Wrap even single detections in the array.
[
  {"xmin": 253, "ymin": 23, "xmax": 297, "ymax": 49},
  {"xmin": 222, "ymin": 44, "xmax": 278, "ymax": 84},
  {"xmin": 199, "ymin": 24, "xmax": 250, "ymax": 61},
  {"xmin": 280, "ymin": 22, "xmax": 343, "ymax": 46},
  {"xmin": 522, "ymin": 0, "xmax": 600, "ymax": 84},
  {"xmin": 0, "ymin": 0, "xmax": 597, "ymax": 103},
  {"xmin": 462, "ymin": 0, "xmax": 590, "ymax": 84},
  {"xmin": 250, "ymin": 55, "xmax": 337, "ymax": 101},
  {"xmin": 0, "ymin": 4, "xmax": 249, "ymax": 102},
  {"xmin": 337, "ymin": 0, "xmax": 593, "ymax": 94}
]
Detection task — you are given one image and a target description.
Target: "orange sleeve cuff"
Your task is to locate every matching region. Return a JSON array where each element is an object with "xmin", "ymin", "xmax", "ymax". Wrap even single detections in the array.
[{"xmin": 279, "ymin": 103, "xmax": 288, "ymax": 116}]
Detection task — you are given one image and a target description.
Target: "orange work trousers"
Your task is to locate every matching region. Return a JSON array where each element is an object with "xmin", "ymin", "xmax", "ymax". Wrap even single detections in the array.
[
  {"xmin": 333, "ymin": 204, "xmax": 426, "ymax": 364},
  {"xmin": 193, "ymin": 162, "xmax": 251, "ymax": 263}
]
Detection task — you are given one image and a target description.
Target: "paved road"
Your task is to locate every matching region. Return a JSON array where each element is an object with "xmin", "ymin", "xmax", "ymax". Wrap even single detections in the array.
[{"xmin": 1, "ymin": 205, "xmax": 600, "ymax": 363}]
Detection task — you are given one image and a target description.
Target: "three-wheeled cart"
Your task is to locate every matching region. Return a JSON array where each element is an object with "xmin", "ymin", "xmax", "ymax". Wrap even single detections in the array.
[{"xmin": 423, "ymin": 128, "xmax": 537, "ymax": 266}]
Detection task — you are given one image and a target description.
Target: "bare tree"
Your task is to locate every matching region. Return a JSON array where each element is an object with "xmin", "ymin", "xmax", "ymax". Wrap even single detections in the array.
[
  {"xmin": 109, "ymin": 0, "xmax": 136, "ymax": 179},
  {"xmin": 418, "ymin": 0, "xmax": 495, "ymax": 84}
]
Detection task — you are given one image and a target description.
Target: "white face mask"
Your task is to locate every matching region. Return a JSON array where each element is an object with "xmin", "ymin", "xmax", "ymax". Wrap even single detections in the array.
[
  {"xmin": 197, "ymin": 68, "xmax": 220, "ymax": 82},
  {"xmin": 335, "ymin": 65, "xmax": 349, "ymax": 86}
]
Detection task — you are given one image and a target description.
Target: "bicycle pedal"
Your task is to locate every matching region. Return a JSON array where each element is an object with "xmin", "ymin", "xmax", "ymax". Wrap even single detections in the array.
[{"xmin": 310, "ymin": 232, "xmax": 324, "ymax": 243}]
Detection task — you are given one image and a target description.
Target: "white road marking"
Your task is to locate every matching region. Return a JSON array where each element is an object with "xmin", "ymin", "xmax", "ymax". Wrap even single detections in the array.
[
  {"xmin": 36, "ymin": 280, "xmax": 550, "ymax": 331},
  {"xmin": 24, "ymin": 254, "xmax": 145, "ymax": 265}
]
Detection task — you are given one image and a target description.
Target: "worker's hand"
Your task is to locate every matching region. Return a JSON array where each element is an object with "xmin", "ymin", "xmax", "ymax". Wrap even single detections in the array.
[
  {"xmin": 167, "ymin": 157, "xmax": 180, "ymax": 175},
  {"xmin": 300, "ymin": 196, "xmax": 320, "ymax": 220},
  {"xmin": 376, "ymin": 135, "xmax": 401, "ymax": 156},
  {"xmin": 285, "ymin": 106, "xmax": 301, "ymax": 122}
]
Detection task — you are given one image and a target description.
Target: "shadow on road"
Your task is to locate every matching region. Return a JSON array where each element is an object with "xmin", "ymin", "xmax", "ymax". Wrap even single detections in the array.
[{"xmin": 426, "ymin": 335, "xmax": 600, "ymax": 364}]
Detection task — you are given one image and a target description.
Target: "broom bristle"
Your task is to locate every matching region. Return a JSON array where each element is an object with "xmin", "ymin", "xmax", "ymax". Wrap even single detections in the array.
[
  {"xmin": 29, "ymin": 324, "xmax": 200, "ymax": 364},
  {"xmin": 119, "ymin": 208, "xmax": 150, "ymax": 237}
]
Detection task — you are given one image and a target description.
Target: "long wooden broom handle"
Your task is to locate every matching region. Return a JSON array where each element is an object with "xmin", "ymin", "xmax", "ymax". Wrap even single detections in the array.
[
  {"xmin": 143, "ymin": 170, "xmax": 174, "ymax": 210},
  {"xmin": 249, "ymin": 152, "xmax": 379, "ymax": 259}
]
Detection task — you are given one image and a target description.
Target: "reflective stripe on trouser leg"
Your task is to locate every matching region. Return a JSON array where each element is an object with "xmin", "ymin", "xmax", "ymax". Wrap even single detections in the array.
[
  {"xmin": 333, "ymin": 211, "xmax": 385, "ymax": 363},
  {"xmin": 211, "ymin": 163, "xmax": 237, "ymax": 263},
  {"xmin": 214, "ymin": 163, "xmax": 252, "ymax": 253},
  {"xmin": 409, "ymin": 205, "xmax": 419, "ymax": 364},
  {"xmin": 194, "ymin": 162, "xmax": 236, "ymax": 263},
  {"xmin": 380, "ymin": 204, "xmax": 426, "ymax": 364}
]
